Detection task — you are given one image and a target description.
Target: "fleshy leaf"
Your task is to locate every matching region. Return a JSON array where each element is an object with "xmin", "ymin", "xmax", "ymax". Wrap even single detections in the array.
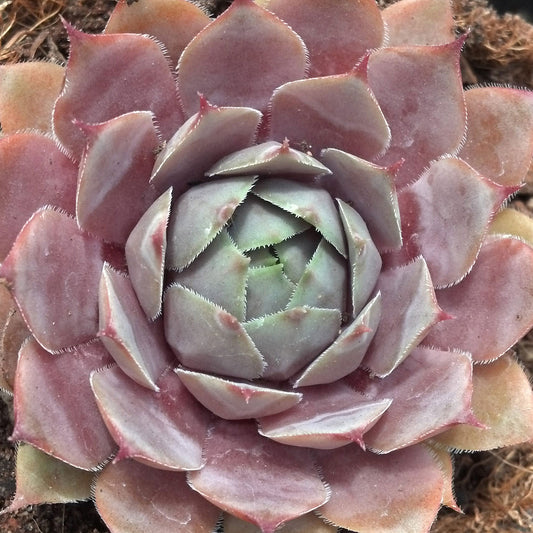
[
  {"xmin": 151, "ymin": 98, "xmax": 262, "ymax": 194},
  {"xmin": 95, "ymin": 460, "xmax": 220, "ymax": 533},
  {"xmin": 171, "ymin": 229, "xmax": 250, "ymax": 321},
  {"xmin": 91, "ymin": 366, "xmax": 211, "ymax": 470},
  {"xmin": 0, "ymin": 133, "xmax": 77, "ymax": 261},
  {"xmin": 353, "ymin": 346, "xmax": 477, "ymax": 453},
  {"xmin": 253, "ymin": 178, "xmax": 347, "ymax": 257},
  {"xmin": 0, "ymin": 62, "xmax": 64, "ymax": 133},
  {"xmin": 207, "ymin": 140, "xmax": 331, "ymax": 179},
  {"xmin": 166, "ymin": 176, "xmax": 256, "ymax": 270},
  {"xmin": 164, "ymin": 284, "xmax": 265, "ymax": 380},
  {"xmin": 105, "ymin": 0, "xmax": 210, "ymax": 67},
  {"xmin": 338, "ymin": 200, "xmax": 381, "ymax": 315},
  {"xmin": 125, "ymin": 188, "xmax": 172, "ymax": 320},
  {"xmin": 54, "ymin": 25, "xmax": 182, "ymax": 159},
  {"xmin": 3, "ymin": 444, "xmax": 94, "ymax": 514},
  {"xmin": 490, "ymin": 208, "xmax": 533, "ymax": 247},
  {"xmin": 0, "ymin": 305, "xmax": 29, "ymax": 394},
  {"xmin": 98, "ymin": 264, "xmax": 175, "ymax": 391},
  {"xmin": 433, "ymin": 355, "xmax": 533, "ymax": 451},
  {"xmin": 274, "ymin": 230, "xmax": 321, "ymax": 283},
  {"xmin": 76, "ymin": 111, "xmax": 159, "ymax": 245},
  {"xmin": 317, "ymin": 444, "xmax": 444, "ymax": 533},
  {"xmin": 0, "ymin": 208, "xmax": 104, "ymax": 352},
  {"xmin": 266, "ymin": 0, "xmax": 384, "ymax": 77},
  {"xmin": 229, "ymin": 195, "xmax": 311, "ymax": 251},
  {"xmin": 368, "ymin": 40, "xmax": 466, "ymax": 188},
  {"xmin": 320, "ymin": 148, "xmax": 402, "ymax": 251},
  {"xmin": 391, "ymin": 157, "xmax": 515, "ymax": 287},
  {"xmin": 427, "ymin": 444, "xmax": 461, "ymax": 511},
  {"xmin": 188, "ymin": 420, "xmax": 328, "ymax": 533},
  {"xmin": 246, "ymin": 264, "xmax": 295, "ymax": 320},
  {"xmin": 270, "ymin": 71, "xmax": 390, "ymax": 162},
  {"xmin": 11, "ymin": 339, "xmax": 115, "ymax": 470},
  {"xmin": 293, "ymin": 293, "xmax": 381, "ymax": 387},
  {"xmin": 288, "ymin": 239, "xmax": 347, "ymax": 310},
  {"xmin": 425, "ymin": 236, "xmax": 533, "ymax": 362},
  {"xmin": 363, "ymin": 256, "xmax": 447, "ymax": 377},
  {"xmin": 259, "ymin": 382, "xmax": 391, "ymax": 449},
  {"xmin": 383, "ymin": 0, "xmax": 455, "ymax": 46},
  {"xmin": 244, "ymin": 307, "xmax": 342, "ymax": 381},
  {"xmin": 178, "ymin": 0, "xmax": 307, "ymax": 117},
  {"xmin": 223, "ymin": 511, "xmax": 337, "ymax": 533},
  {"xmin": 175, "ymin": 368, "xmax": 302, "ymax": 420},
  {"xmin": 459, "ymin": 87, "xmax": 533, "ymax": 186}
]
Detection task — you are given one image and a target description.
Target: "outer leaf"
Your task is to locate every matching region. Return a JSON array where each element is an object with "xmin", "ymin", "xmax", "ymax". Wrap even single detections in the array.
[
  {"xmin": 0, "ymin": 62, "xmax": 64, "ymax": 133},
  {"xmin": 363, "ymin": 257, "xmax": 447, "ymax": 377},
  {"xmin": 368, "ymin": 40, "xmax": 466, "ymax": 188},
  {"xmin": 178, "ymin": 0, "xmax": 307, "ymax": 117},
  {"xmin": 383, "ymin": 0, "xmax": 455, "ymax": 46},
  {"xmin": 0, "ymin": 305, "xmax": 29, "ymax": 394},
  {"xmin": 105, "ymin": 0, "xmax": 210, "ymax": 67},
  {"xmin": 390, "ymin": 157, "xmax": 515, "ymax": 287},
  {"xmin": 0, "ymin": 133, "xmax": 77, "ymax": 261},
  {"xmin": 91, "ymin": 366, "xmax": 211, "ymax": 471},
  {"xmin": 434, "ymin": 355, "xmax": 533, "ymax": 451},
  {"xmin": 459, "ymin": 87, "xmax": 533, "ymax": 186},
  {"xmin": 0, "ymin": 208, "xmax": 104, "ymax": 352},
  {"xmin": 98, "ymin": 265, "xmax": 175, "ymax": 391},
  {"xmin": 352, "ymin": 346, "xmax": 477, "ymax": 453},
  {"xmin": 11, "ymin": 339, "xmax": 115, "ymax": 470},
  {"xmin": 490, "ymin": 208, "xmax": 533, "ymax": 247},
  {"xmin": 259, "ymin": 382, "xmax": 391, "ymax": 449},
  {"xmin": 270, "ymin": 70, "xmax": 391, "ymax": 162},
  {"xmin": 53, "ymin": 25, "xmax": 182, "ymax": 159},
  {"xmin": 151, "ymin": 98, "xmax": 262, "ymax": 194},
  {"xmin": 188, "ymin": 420, "xmax": 328, "ymax": 533},
  {"xmin": 164, "ymin": 284, "xmax": 265, "ymax": 380},
  {"xmin": 3, "ymin": 444, "xmax": 94, "ymax": 513},
  {"xmin": 175, "ymin": 368, "xmax": 302, "ymax": 420},
  {"xmin": 95, "ymin": 460, "xmax": 220, "ymax": 533},
  {"xmin": 317, "ymin": 444, "xmax": 444, "ymax": 533},
  {"xmin": 223, "ymin": 511, "xmax": 337, "ymax": 533},
  {"xmin": 266, "ymin": 0, "xmax": 384, "ymax": 77},
  {"xmin": 425, "ymin": 236, "xmax": 533, "ymax": 362}
]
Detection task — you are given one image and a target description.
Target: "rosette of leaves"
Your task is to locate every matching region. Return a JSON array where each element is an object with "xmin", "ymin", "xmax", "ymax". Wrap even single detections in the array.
[{"xmin": 1, "ymin": 1, "xmax": 533, "ymax": 532}]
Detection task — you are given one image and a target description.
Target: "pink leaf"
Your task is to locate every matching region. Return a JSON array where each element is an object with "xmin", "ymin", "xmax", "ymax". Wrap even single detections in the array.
[
  {"xmin": 95, "ymin": 460, "xmax": 220, "ymax": 533},
  {"xmin": 459, "ymin": 87, "xmax": 533, "ymax": 186},
  {"xmin": 0, "ymin": 62, "xmax": 64, "ymax": 133},
  {"xmin": 363, "ymin": 257, "xmax": 448, "ymax": 377},
  {"xmin": 91, "ymin": 366, "xmax": 211, "ymax": 470},
  {"xmin": 175, "ymin": 368, "xmax": 302, "ymax": 420},
  {"xmin": 98, "ymin": 264, "xmax": 175, "ymax": 391},
  {"xmin": 76, "ymin": 111, "xmax": 159, "ymax": 245},
  {"xmin": 53, "ymin": 24, "xmax": 182, "ymax": 160},
  {"xmin": 0, "ymin": 208, "xmax": 105, "ymax": 352},
  {"xmin": 351, "ymin": 346, "xmax": 478, "ymax": 453},
  {"xmin": 270, "ymin": 69, "xmax": 390, "ymax": 161},
  {"xmin": 317, "ymin": 444, "xmax": 444, "ymax": 533},
  {"xmin": 188, "ymin": 419, "xmax": 328, "ymax": 533},
  {"xmin": 11, "ymin": 339, "xmax": 115, "ymax": 470},
  {"xmin": 387, "ymin": 157, "xmax": 516, "ymax": 287},
  {"xmin": 265, "ymin": 0, "xmax": 384, "ymax": 77},
  {"xmin": 0, "ymin": 133, "xmax": 77, "ymax": 261},
  {"xmin": 425, "ymin": 236, "xmax": 533, "ymax": 362},
  {"xmin": 368, "ymin": 40, "xmax": 466, "ymax": 188},
  {"xmin": 383, "ymin": 0, "xmax": 455, "ymax": 46},
  {"xmin": 178, "ymin": 0, "xmax": 307, "ymax": 117},
  {"xmin": 105, "ymin": 0, "xmax": 210, "ymax": 67}
]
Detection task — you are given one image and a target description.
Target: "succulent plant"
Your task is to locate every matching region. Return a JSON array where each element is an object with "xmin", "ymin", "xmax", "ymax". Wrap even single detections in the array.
[{"xmin": 1, "ymin": 0, "xmax": 533, "ymax": 532}]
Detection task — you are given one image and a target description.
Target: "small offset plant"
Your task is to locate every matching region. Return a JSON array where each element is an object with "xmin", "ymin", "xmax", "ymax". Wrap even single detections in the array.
[{"xmin": 1, "ymin": 0, "xmax": 533, "ymax": 531}]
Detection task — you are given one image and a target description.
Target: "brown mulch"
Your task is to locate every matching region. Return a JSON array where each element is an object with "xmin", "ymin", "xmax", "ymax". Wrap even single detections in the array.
[{"xmin": 1, "ymin": 1, "xmax": 533, "ymax": 532}]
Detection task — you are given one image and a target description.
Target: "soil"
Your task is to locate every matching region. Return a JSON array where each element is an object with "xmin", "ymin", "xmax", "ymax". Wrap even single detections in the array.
[{"xmin": 1, "ymin": 1, "xmax": 533, "ymax": 532}]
